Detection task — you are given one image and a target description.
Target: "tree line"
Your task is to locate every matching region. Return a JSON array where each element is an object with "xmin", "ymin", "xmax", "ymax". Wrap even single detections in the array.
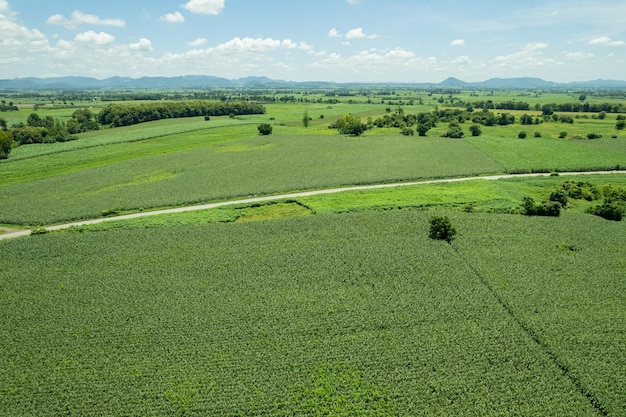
[{"xmin": 97, "ymin": 100, "xmax": 265, "ymax": 127}]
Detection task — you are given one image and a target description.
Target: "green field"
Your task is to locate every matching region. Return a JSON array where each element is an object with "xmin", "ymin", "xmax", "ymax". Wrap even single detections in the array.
[
  {"xmin": 1, "ymin": 210, "xmax": 624, "ymax": 416},
  {"xmin": 1, "ymin": 91, "xmax": 626, "ymax": 416}
]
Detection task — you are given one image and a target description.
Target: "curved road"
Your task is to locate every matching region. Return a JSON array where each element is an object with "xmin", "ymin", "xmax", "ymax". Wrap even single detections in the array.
[{"xmin": 2, "ymin": 170, "xmax": 625, "ymax": 241}]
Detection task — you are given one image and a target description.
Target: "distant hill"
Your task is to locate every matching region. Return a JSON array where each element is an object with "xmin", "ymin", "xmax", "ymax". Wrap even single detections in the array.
[{"xmin": 1, "ymin": 75, "xmax": 626, "ymax": 90}]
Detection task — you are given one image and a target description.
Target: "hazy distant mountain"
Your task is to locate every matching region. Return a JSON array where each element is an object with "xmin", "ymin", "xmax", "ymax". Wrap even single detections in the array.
[{"xmin": 1, "ymin": 75, "xmax": 626, "ymax": 90}]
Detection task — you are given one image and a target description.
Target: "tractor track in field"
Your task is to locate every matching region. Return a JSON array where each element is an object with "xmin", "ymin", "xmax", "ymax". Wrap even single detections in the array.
[{"xmin": 1, "ymin": 170, "xmax": 625, "ymax": 241}]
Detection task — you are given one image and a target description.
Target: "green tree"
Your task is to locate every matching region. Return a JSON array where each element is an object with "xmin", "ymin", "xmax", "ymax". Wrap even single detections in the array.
[
  {"xmin": 616, "ymin": 119, "xmax": 625, "ymax": 130},
  {"xmin": 302, "ymin": 110, "xmax": 310, "ymax": 128},
  {"xmin": 334, "ymin": 113, "xmax": 367, "ymax": 136},
  {"xmin": 518, "ymin": 131, "xmax": 527, "ymax": 139},
  {"xmin": 0, "ymin": 129, "xmax": 12, "ymax": 159},
  {"xmin": 416, "ymin": 123, "xmax": 430, "ymax": 136},
  {"xmin": 428, "ymin": 215, "xmax": 456, "ymax": 243},
  {"xmin": 469, "ymin": 124, "xmax": 482, "ymax": 136},
  {"xmin": 443, "ymin": 121, "xmax": 464, "ymax": 138},
  {"xmin": 257, "ymin": 123, "xmax": 273, "ymax": 135}
]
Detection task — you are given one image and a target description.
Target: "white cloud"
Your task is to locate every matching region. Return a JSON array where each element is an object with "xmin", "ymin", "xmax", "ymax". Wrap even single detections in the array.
[
  {"xmin": 183, "ymin": 0, "xmax": 225, "ymax": 15},
  {"xmin": 74, "ymin": 31, "xmax": 115, "ymax": 45},
  {"xmin": 495, "ymin": 42, "xmax": 554, "ymax": 68},
  {"xmin": 346, "ymin": 0, "xmax": 362, "ymax": 4},
  {"xmin": 160, "ymin": 11, "xmax": 185, "ymax": 23},
  {"xmin": 328, "ymin": 28, "xmax": 341, "ymax": 38},
  {"xmin": 0, "ymin": 2, "xmax": 50, "ymax": 53},
  {"xmin": 451, "ymin": 39, "xmax": 465, "ymax": 46},
  {"xmin": 46, "ymin": 10, "xmax": 125, "ymax": 29},
  {"xmin": 589, "ymin": 36, "xmax": 624, "ymax": 46},
  {"xmin": 188, "ymin": 38, "xmax": 208, "ymax": 47},
  {"xmin": 562, "ymin": 51, "xmax": 594, "ymax": 61},
  {"xmin": 129, "ymin": 38, "xmax": 154, "ymax": 52},
  {"xmin": 451, "ymin": 55, "xmax": 472, "ymax": 64},
  {"xmin": 345, "ymin": 28, "xmax": 379, "ymax": 40}
]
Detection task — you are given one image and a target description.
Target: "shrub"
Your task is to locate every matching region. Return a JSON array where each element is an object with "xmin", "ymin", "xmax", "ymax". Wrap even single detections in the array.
[
  {"xmin": 587, "ymin": 132, "xmax": 602, "ymax": 139},
  {"xmin": 257, "ymin": 123, "xmax": 273, "ymax": 135},
  {"xmin": 428, "ymin": 215, "xmax": 456, "ymax": 243},
  {"xmin": 549, "ymin": 190, "xmax": 568, "ymax": 207},
  {"xmin": 400, "ymin": 127, "xmax": 414, "ymax": 136},
  {"xmin": 559, "ymin": 131, "xmax": 567, "ymax": 138},
  {"xmin": 534, "ymin": 131, "xmax": 542, "ymax": 137},
  {"xmin": 469, "ymin": 124, "xmax": 482, "ymax": 136},
  {"xmin": 521, "ymin": 197, "xmax": 561, "ymax": 217},
  {"xmin": 518, "ymin": 131, "xmax": 527, "ymax": 139},
  {"xmin": 204, "ymin": 115, "xmax": 211, "ymax": 121},
  {"xmin": 586, "ymin": 201, "xmax": 625, "ymax": 221}
]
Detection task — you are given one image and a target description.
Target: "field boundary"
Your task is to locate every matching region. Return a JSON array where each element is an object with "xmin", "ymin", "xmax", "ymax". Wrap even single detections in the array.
[{"xmin": 1, "ymin": 170, "xmax": 625, "ymax": 241}]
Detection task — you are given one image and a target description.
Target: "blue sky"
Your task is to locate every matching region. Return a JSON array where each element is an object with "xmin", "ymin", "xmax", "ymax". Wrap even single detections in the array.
[{"xmin": 1, "ymin": 0, "xmax": 625, "ymax": 82}]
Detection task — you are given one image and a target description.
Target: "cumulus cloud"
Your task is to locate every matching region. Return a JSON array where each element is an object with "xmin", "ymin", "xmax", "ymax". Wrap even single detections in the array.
[
  {"xmin": 1, "ymin": 2, "xmax": 50, "ymax": 53},
  {"xmin": 451, "ymin": 55, "xmax": 472, "ymax": 64},
  {"xmin": 345, "ymin": 28, "xmax": 379, "ymax": 40},
  {"xmin": 46, "ymin": 10, "xmax": 125, "ymax": 29},
  {"xmin": 74, "ymin": 31, "xmax": 115, "ymax": 45},
  {"xmin": 328, "ymin": 28, "xmax": 341, "ymax": 38},
  {"xmin": 451, "ymin": 39, "xmax": 465, "ymax": 46},
  {"xmin": 129, "ymin": 38, "xmax": 154, "ymax": 52},
  {"xmin": 589, "ymin": 36, "xmax": 625, "ymax": 46},
  {"xmin": 188, "ymin": 38, "xmax": 208, "ymax": 47},
  {"xmin": 160, "ymin": 11, "xmax": 185, "ymax": 23},
  {"xmin": 183, "ymin": 0, "xmax": 225, "ymax": 15},
  {"xmin": 495, "ymin": 42, "xmax": 553, "ymax": 68}
]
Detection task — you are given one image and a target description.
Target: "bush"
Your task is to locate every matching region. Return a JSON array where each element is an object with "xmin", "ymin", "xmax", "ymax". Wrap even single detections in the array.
[
  {"xmin": 586, "ymin": 201, "xmax": 625, "ymax": 221},
  {"xmin": 428, "ymin": 216, "xmax": 456, "ymax": 243},
  {"xmin": 587, "ymin": 132, "xmax": 602, "ymax": 139},
  {"xmin": 400, "ymin": 127, "xmax": 414, "ymax": 136},
  {"xmin": 257, "ymin": 123, "xmax": 273, "ymax": 135},
  {"xmin": 518, "ymin": 131, "xmax": 527, "ymax": 139},
  {"xmin": 521, "ymin": 197, "xmax": 561, "ymax": 217},
  {"xmin": 534, "ymin": 131, "xmax": 542, "ymax": 137},
  {"xmin": 559, "ymin": 131, "xmax": 567, "ymax": 138},
  {"xmin": 549, "ymin": 190, "xmax": 568, "ymax": 207},
  {"xmin": 469, "ymin": 124, "xmax": 482, "ymax": 136}
]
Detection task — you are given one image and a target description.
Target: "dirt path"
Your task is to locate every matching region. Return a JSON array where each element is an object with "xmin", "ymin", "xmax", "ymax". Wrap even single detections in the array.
[{"xmin": 1, "ymin": 170, "xmax": 625, "ymax": 241}]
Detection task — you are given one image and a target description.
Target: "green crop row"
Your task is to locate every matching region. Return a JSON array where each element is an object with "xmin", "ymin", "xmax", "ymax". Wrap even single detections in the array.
[{"xmin": 3, "ymin": 210, "xmax": 623, "ymax": 415}]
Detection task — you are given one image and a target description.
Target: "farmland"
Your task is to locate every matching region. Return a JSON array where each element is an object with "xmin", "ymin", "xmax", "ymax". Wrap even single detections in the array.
[{"xmin": 1, "ymin": 88, "xmax": 626, "ymax": 416}]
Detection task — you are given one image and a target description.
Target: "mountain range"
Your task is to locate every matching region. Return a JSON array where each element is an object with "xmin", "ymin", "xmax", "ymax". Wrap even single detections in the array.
[{"xmin": 1, "ymin": 75, "xmax": 626, "ymax": 90}]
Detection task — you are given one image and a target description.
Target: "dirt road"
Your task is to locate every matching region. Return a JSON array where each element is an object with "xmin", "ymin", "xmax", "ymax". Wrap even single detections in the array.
[{"xmin": 1, "ymin": 170, "xmax": 624, "ymax": 241}]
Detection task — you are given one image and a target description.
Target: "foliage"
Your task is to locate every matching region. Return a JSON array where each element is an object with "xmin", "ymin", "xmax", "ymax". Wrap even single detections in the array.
[
  {"xmin": 334, "ymin": 113, "xmax": 367, "ymax": 136},
  {"xmin": 98, "ymin": 100, "xmax": 266, "ymax": 127},
  {"xmin": 585, "ymin": 200, "xmax": 625, "ymax": 221},
  {"xmin": 469, "ymin": 124, "xmax": 482, "ymax": 136},
  {"xmin": 428, "ymin": 215, "xmax": 456, "ymax": 243},
  {"xmin": 518, "ymin": 131, "xmax": 527, "ymax": 139},
  {"xmin": 443, "ymin": 121, "xmax": 464, "ymax": 138},
  {"xmin": 0, "ymin": 129, "xmax": 12, "ymax": 159},
  {"xmin": 257, "ymin": 123, "xmax": 273, "ymax": 135},
  {"xmin": 560, "ymin": 180, "xmax": 601, "ymax": 201},
  {"xmin": 521, "ymin": 196, "xmax": 561, "ymax": 216},
  {"xmin": 587, "ymin": 132, "xmax": 602, "ymax": 139},
  {"xmin": 400, "ymin": 126, "xmax": 414, "ymax": 136}
]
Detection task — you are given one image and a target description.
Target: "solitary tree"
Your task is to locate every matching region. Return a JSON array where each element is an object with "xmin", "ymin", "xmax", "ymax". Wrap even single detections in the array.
[
  {"xmin": 469, "ymin": 124, "xmax": 482, "ymax": 136},
  {"xmin": 428, "ymin": 215, "xmax": 457, "ymax": 243},
  {"xmin": 334, "ymin": 113, "xmax": 367, "ymax": 136},
  {"xmin": 0, "ymin": 129, "xmax": 12, "ymax": 159},
  {"xmin": 257, "ymin": 123, "xmax": 273, "ymax": 135},
  {"xmin": 302, "ymin": 110, "xmax": 310, "ymax": 128}
]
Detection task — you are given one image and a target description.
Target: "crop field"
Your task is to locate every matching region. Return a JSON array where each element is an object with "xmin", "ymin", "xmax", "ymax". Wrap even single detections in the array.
[
  {"xmin": 1, "ymin": 89, "xmax": 626, "ymax": 416},
  {"xmin": 1, "ymin": 210, "xmax": 624, "ymax": 416},
  {"xmin": 2, "ymin": 97, "xmax": 626, "ymax": 225}
]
